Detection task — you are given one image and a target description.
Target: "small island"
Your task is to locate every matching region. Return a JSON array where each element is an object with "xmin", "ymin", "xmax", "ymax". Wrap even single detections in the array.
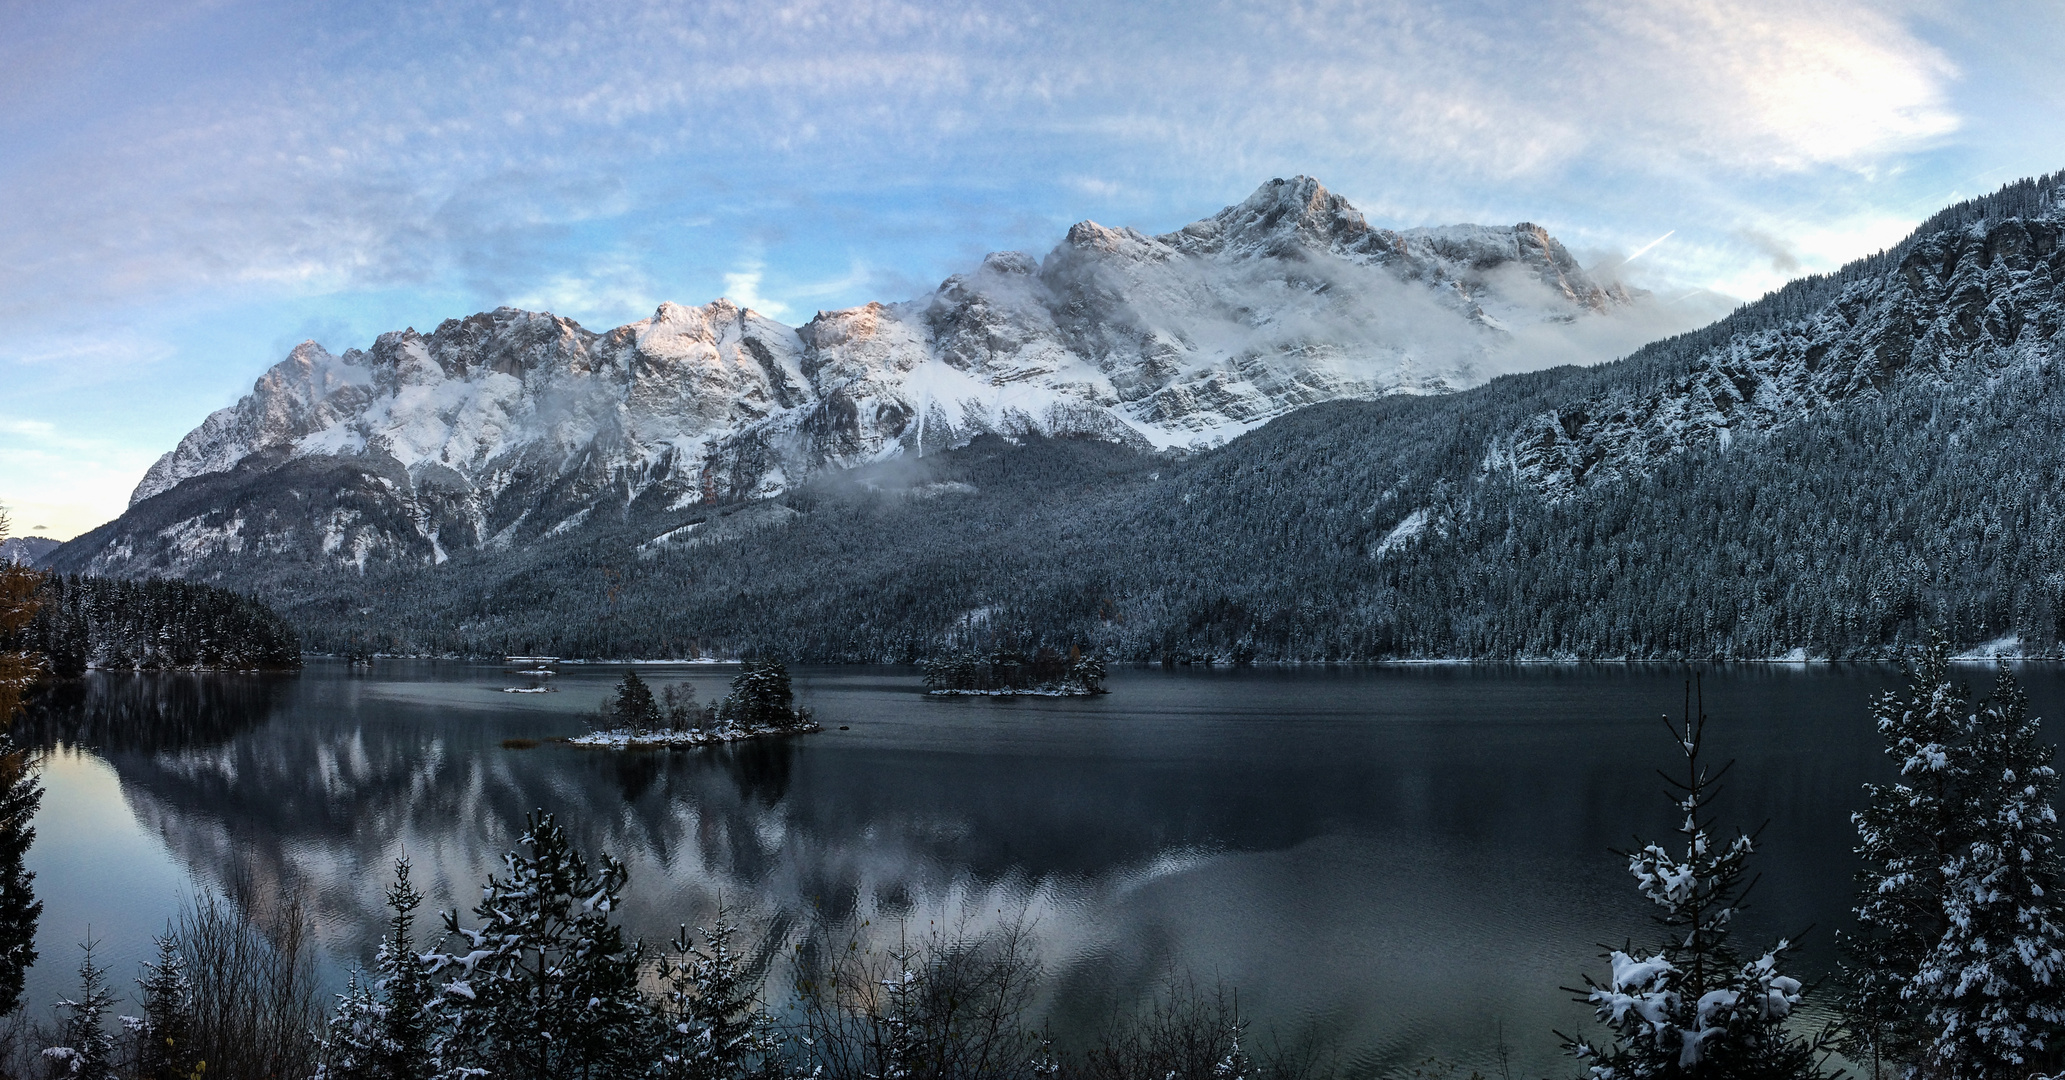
[
  {"xmin": 922, "ymin": 647, "xmax": 1107, "ymax": 697},
  {"xmin": 572, "ymin": 660, "xmax": 820, "ymax": 748}
]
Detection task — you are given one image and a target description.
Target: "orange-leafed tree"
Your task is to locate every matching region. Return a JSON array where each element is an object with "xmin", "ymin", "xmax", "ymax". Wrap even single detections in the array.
[{"xmin": 0, "ymin": 507, "xmax": 43, "ymax": 1013}]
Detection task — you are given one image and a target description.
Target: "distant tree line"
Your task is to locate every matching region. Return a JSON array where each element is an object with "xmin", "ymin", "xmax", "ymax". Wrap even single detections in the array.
[
  {"xmin": 922, "ymin": 647, "xmax": 1106, "ymax": 694},
  {"xmin": 7, "ymin": 575, "xmax": 300, "ymax": 674}
]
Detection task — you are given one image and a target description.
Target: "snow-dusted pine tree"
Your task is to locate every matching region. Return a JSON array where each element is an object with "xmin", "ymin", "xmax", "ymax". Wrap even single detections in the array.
[
  {"xmin": 430, "ymin": 812, "xmax": 650, "ymax": 1080},
  {"xmin": 318, "ymin": 858, "xmax": 441, "ymax": 1080},
  {"xmin": 123, "ymin": 935, "xmax": 196, "ymax": 1080},
  {"xmin": 1916, "ymin": 671, "xmax": 2065, "ymax": 1079},
  {"xmin": 43, "ymin": 941, "xmax": 119, "ymax": 1080},
  {"xmin": 319, "ymin": 970, "xmax": 385, "ymax": 1080},
  {"xmin": 652, "ymin": 906, "xmax": 782, "ymax": 1080},
  {"xmin": 1843, "ymin": 637, "xmax": 1970, "ymax": 1074},
  {"xmin": 1843, "ymin": 640, "xmax": 2065, "ymax": 1078},
  {"xmin": 1563, "ymin": 682, "xmax": 1827, "ymax": 1080}
]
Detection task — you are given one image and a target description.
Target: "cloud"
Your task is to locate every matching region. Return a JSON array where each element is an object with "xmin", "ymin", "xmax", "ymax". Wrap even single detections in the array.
[
  {"xmin": 721, "ymin": 267, "xmax": 791, "ymax": 319},
  {"xmin": 1737, "ymin": 229, "xmax": 1804, "ymax": 275}
]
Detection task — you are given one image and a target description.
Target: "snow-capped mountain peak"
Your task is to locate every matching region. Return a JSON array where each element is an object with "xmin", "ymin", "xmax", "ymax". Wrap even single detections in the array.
[{"xmin": 113, "ymin": 177, "xmax": 1657, "ymax": 574}]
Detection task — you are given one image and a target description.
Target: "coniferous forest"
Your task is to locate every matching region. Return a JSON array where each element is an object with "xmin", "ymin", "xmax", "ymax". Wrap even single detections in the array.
[{"xmin": 5, "ymin": 576, "xmax": 300, "ymax": 675}]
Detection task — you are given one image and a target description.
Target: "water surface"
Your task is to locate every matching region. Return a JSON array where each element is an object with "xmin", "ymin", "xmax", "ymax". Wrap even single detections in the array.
[{"xmin": 30, "ymin": 661, "xmax": 2057, "ymax": 1076}]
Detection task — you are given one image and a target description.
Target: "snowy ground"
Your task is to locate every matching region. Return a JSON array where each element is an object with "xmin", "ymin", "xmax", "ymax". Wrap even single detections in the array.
[
  {"xmin": 568, "ymin": 721, "xmax": 821, "ymax": 749},
  {"xmin": 927, "ymin": 686, "xmax": 1103, "ymax": 697}
]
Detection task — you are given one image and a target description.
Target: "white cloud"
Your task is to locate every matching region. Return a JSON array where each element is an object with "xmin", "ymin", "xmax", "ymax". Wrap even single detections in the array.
[{"xmin": 720, "ymin": 267, "xmax": 791, "ymax": 319}]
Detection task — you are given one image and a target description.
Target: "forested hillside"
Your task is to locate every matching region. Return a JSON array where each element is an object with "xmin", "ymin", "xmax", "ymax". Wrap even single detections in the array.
[
  {"xmin": 7, "ymin": 576, "xmax": 301, "ymax": 673},
  {"xmin": 47, "ymin": 172, "xmax": 2065, "ymax": 662}
]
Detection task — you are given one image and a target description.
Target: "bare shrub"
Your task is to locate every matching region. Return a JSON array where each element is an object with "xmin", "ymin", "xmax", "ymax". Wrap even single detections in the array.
[
  {"xmin": 170, "ymin": 888, "xmax": 321, "ymax": 1080},
  {"xmin": 791, "ymin": 919, "xmax": 1047, "ymax": 1080}
]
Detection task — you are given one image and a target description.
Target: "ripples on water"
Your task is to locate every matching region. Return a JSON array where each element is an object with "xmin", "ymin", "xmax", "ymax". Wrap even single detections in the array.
[{"xmin": 29, "ymin": 661, "xmax": 2065, "ymax": 1076}]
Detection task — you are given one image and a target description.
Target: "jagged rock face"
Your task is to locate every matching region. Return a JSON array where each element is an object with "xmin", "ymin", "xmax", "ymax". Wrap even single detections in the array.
[
  {"xmin": 1490, "ymin": 214, "xmax": 2065, "ymax": 498},
  {"xmin": 84, "ymin": 177, "xmax": 1637, "ymax": 578}
]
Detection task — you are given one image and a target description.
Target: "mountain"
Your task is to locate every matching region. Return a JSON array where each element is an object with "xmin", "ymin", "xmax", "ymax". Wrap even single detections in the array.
[
  {"xmin": 65, "ymin": 177, "xmax": 1652, "ymax": 582},
  {"xmin": 49, "ymin": 172, "xmax": 2065, "ymax": 661},
  {"xmin": 0, "ymin": 537, "xmax": 59, "ymax": 567}
]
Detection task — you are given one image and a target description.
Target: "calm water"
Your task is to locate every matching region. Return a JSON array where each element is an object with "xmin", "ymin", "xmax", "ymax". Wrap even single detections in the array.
[{"xmin": 26, "ymin": 661, "xmax": 2064, "ymax": 1076}]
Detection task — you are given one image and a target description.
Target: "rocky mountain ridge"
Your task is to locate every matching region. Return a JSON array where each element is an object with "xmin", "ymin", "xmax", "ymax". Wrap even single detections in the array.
[
  {"xmin": 83, "ymin": 176, "xmax": 1647, "ymax": 578},
  {"xmin": 45, "ymin": 172, "xmax": 2065, "ymax": 661}
]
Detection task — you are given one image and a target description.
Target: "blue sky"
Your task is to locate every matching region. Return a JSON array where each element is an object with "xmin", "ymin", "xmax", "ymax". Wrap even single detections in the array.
[{"xmin": 4, "ymin": 0, "xmax": 2062, "ymax": 539}]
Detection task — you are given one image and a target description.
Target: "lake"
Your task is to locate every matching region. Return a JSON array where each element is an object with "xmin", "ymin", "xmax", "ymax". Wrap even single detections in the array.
[{"xmin": 25, "ymin": 660, "xmax": 2061, "ymax": 1076}]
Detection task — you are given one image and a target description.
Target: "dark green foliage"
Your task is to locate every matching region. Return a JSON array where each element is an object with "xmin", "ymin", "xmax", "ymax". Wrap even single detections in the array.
[
  {"xmin": 611, "ymin": 670, "xmax": 662, "ymax": 730},
  {"xmin": 318, "ymin": 859, "xmax": 438, "ymax": 1080},
  {"xmin": 1564, "ymin": 687, "xmax": 1827, "ymax": 1080},
  {"xmin": 922, "ymin": 647, "xmax": 1105, "ymax": 694},
  {"xmin": 0, "ymin": 732, "xmax": 38, "ymax": 1016},
  {"xmin": 9, "ymin": 575, "xmax": 299, "ymax": 674},
  {"xmin": 716, "ymin": 660, "xmax": 803, "ymax": 729},
  {"xmin": 45, "ymin": 941, "xmax": 119, "ymax": 1080},
  {"xmin": 431, "ymin": 811, "xmax": 649, "ymax": 1080},
  {"xmin": 1841, "ymin": 642, "xmax": 2065, "ymax": 1078},
  {"xmin": 652, "ymin": 908, "xmax": 782, "ymax": 1080},
  {"xmin": 127, "ymin": 935, "xmax": 198, "ymax": 1080}
]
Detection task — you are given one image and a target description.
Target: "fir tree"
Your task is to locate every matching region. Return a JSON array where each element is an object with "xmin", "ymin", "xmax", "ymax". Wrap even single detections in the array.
[
  {"xmin": 652, "ymin": 905, "xmax": 781, "ymax": 1080},
  {"xmin": 1563, "ymin": 682, "xmax": 1826, "ymax": 1080},
  {"xmin": 430, "ymin": 811, "xmax": 650, "ymax": 1080},
  {"xmin": 613, "ymin": 671, "xmax": 662, "ymax": 731},
  {"xmin": 123, "ymin": 934, "xmax": 197, "ymax": 1080},
  {"xmin": 43, "ymin": 940, "xmax": 119, "ymax": 1080},
  {"xmin": 1843, "ymin": 637, "xmax": 1970, "ymax": 1073},
  {"xmin": 319, "ymin": 971, "xmax": 384, "ymax": 1080},
  {"xmin": 719, "ymin": 661, "xmax": 797, "ymax": 730},
  {"xmin": 1916, "ymin": 671, "xmax": 2065, "ymax": 1078},
  {"xmin": 318, "ymin": 858, "xmax": 440, "ymax": 1080},
  {"xmin": 1843, "ymin": 642, "xmax": 2065, "ymax": 1078}
]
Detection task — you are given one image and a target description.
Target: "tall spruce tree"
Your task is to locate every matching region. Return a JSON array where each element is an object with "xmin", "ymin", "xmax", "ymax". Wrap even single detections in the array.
[
  {"xmin": 318, "ymin": 858, "xmax": 440, "ymax": 1080},
  {"xmin": 1844, "ymin": 638, "xmax": 1971, "ymax": 1073},
  {"xmin": 430, "ymin": 812, "xmax": 650, "ymax": 1080},
  {"xmin": 652, "ymin": 906, "xmax": 782, "ymax": 1080},
  {"xmin": 124, "ymin": 935, "xmax": 197, "ymax": 1080},
  {"xmin": 1844, "ymin": 642, "xmax": 2065, "ymax": 1078},
  {"xmin": 612, "ymin": 671, "xmax": 662, "ymax": 731},
  {"xmin": 43, "ymin": 941, "xmax": 119, "ymax": 1080},
  {"xmin": 1564, "ymin": 682, "xmax": 1826, "ymax": 1080},
  {"xmin": 1919, "ymin": 672, "xmax": 2065, "ymax": 1077}
]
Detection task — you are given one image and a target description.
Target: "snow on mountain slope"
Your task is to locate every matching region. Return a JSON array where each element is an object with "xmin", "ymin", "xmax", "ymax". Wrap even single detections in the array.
[
  {"xmin": 92, "ymin": 176, "xmax": 1653, "ymax": 577},
  {"xmin": 1488, "ymin": 187, "xmax": 2065, "ymax": 499}
]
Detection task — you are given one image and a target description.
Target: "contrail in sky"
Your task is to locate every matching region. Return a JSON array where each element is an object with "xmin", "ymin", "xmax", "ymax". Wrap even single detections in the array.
[{"xmin": 1619, "ymin": 230, "xmax": 1675, "ymax": 266}]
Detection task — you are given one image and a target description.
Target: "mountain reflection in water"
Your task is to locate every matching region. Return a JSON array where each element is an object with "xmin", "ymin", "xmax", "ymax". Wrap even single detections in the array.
[{"xmin": 37, "ymin": 660, "xmax": 2059, "ymax": 1077}]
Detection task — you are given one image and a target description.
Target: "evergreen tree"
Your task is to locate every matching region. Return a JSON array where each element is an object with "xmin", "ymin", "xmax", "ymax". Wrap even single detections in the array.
[
  {"xmin": 1843, "ymin": 638, "xmax": 1970, "ymax": 1073},
  {"xmin": 0, "ymin": 510, "xmax": 38, "ymax": 1017},
  {"xmin": 613, "ymin": 671, "xmax": 662, "ymax": 731},
  {"xmin": 319, "ymin": 971, "xmax": 384, "ymax": 1080},
  {"xmin": 652, "ymin": 906, "xmax": 781, "ymax": 1080},
  {"xmin": 43, "ymin": 941, "xmax": 119, "ymax": 1080},
  {"xmin": 1564, "ymin": 683, "xmax": 1826, "ymax": 1080},
  {"xmin": 430, "ymin": 811, "xmax": 650, "ymax": 1080},
  {"xmin": 1843, "ymin": 643, "xmax": 2065, "ymax": 1078},
  {"xmin": 124, "ymin": 934, "xmax": 197, "ymax": 1080},
  {"xmin": 318, "ymin": 858, "xmax": 440, "ymax": 1080},
  {"xmin": 720, "ymin": 661, "xmax": 797, "ymax": 730},
  {"xmin": 1917, "ymin": 672, "xmax": 2065, "ymax": 1078}
]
